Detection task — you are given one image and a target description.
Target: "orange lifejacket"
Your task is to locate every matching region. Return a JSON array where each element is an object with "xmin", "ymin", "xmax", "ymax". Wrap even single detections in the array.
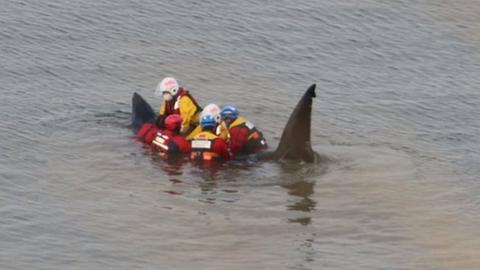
[
  {"xmin": 190, "ymin": 131, "xmax": 220, "ymax": 161},
  {"xmin": 186, "ymin": 121, "xmax": 229, "ymax": 141}
]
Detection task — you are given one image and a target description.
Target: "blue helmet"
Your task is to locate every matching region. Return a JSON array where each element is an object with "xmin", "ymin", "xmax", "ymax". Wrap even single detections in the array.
[
  {"xmin": 200, "ymin": 114, "xmax": 217, "ymax": 129},
  {"xmin": 220, "ymin": 105, "xmax": 239, "ymax": 120}
]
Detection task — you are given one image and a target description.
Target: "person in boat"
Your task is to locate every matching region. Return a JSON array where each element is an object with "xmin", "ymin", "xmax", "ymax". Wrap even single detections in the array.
[
  {"xmin": 190, "ymin": 114, "xmax": 232, "ymax": 161},
  {"xmin": 220, "ymin": 105, "xmax": 267, "ymax": 156},
  {"xmin": 154, "ymin": 77, "xmax": 202, "ymax": 136},
  {"xmin": 186, "ymin": 103, "xmax": 229, "ymax": 141},
  {"xmin": 152, "ymin": 114, "xmax": 191, "ymax": 157}
]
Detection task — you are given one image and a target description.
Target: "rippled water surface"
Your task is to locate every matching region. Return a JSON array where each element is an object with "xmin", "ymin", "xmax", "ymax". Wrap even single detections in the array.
[{"xmin": 1, "ymin": 0, "xmax": 480, "ymax": 269}]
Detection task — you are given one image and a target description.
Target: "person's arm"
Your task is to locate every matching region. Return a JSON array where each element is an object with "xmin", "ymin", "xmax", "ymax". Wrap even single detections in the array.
[
  {"xmin": 159, "ymin": 101, "xmax": 166, "ymax": 115},
  {"xmin": 186, "ymin": 125, "xmax": 202, "ymax": 141},
  {"xmin": 171, "ymin": 137, "xmax": 191, "ymax": 154},
  {"xmin": 218, "ymin": 122, "xmax": 230, "ymax": 141},
  {"xmin": 178, "ymin": 96, "xmax": 198, "ymax": 133}
]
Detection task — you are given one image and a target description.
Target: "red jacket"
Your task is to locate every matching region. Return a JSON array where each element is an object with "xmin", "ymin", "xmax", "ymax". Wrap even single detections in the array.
[
  {"xmin": 226, "ymin": 117, "xmax": 267, "ymax": 156},
  {"xmin": 136, "ymin": 123, "xmax": 160, "ymax": 144},
  {"xmin": 228, "ymin": 125, "xmax": 250, "ymax": 156},
  {"xmin": 152, "ymin": 129, "xmax": 191, "ymax": 154},
  {"xmin": 136, "ymin": 123, "xmax": 191, "ymax": 155},
  {"xmin": 211, "ymin": 138, "xmax": 232, "ymax": 160}
]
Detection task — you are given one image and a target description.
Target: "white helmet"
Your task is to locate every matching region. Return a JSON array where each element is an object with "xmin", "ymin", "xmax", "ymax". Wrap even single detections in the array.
[
  {"xmin": 155, "ymin": 77, "xmax": 179, "ymax": 101},
  {"xmin": 201, "ymin": 103, "xmax": 221, "ymax": 123}
]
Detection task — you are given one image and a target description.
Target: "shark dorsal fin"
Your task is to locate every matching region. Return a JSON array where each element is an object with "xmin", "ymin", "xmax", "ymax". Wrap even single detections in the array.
[{"xmin": 271, "ymin": 84, "xmax": 316, "ymax": 162}]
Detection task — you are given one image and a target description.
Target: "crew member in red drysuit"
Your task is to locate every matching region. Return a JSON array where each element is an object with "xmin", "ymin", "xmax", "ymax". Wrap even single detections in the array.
[
  {"xmin": 152, "ymin": 114, "xmax": 191, "ymax": 156},
  {"xmin": 220, "ymin": 105, "xmax": 267, "ymax": 156},
  {"xmin": 190, "ymin": 114, "xmax": 232, "ymax": 161}
]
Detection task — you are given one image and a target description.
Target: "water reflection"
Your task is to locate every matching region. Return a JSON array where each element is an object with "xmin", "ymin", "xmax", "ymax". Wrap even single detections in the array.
[
  {"xmin": 151, "ymin": 154, "xmax": 186, "ymax": 177},
  {"xmin": 147, "ymin": 146, "xmax": 239, "ymax": 201},
  {"xmin": 146, "ymin": 146, "xmax": 319, "ymax": 216},
  {"xmin": 278, "ymin": 162, "xmax": 319, "ymax": 226},
  {"xmin": 285, "ymin": 180, "xmax": 316, "ymax": 212},
  {"xmin": 284, "ymin": 180, "xmax": 316, "ymax": 226},
  {"xmin": 150, "ymin": 152, "xmax": 188, "ymax": 195}
]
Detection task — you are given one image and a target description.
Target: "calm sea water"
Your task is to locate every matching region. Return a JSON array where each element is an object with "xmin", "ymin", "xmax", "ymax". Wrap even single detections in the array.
[{"xmin": 1, "ymin": 0, "xmax": 479, "ymax": 269}]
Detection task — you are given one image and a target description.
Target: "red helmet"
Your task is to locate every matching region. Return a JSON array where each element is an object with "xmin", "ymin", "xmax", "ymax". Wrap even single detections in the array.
[{"xmin": 164, "ymin": 114, "xmax": 182, "ymax": 131}]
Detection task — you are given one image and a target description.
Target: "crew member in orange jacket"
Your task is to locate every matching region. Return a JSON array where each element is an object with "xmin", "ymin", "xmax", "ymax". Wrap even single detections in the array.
[
  {"xmin": 220, "ymin": 105, "xmax": 267, "ymax": 156},
  {"xmin": 154, "ymin": 77, "xmax": 202, "ymax": 135},
  {"xmin": 152, "ymin": 114, "xmax": 191, "ymax": 157},
  {"xmin": 186, "ymin": 103, "xmax": 229, "ymax": 141},
  {"xmin": 190, "ymin": 114, "xmax": 232, "ymax": 161}
]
